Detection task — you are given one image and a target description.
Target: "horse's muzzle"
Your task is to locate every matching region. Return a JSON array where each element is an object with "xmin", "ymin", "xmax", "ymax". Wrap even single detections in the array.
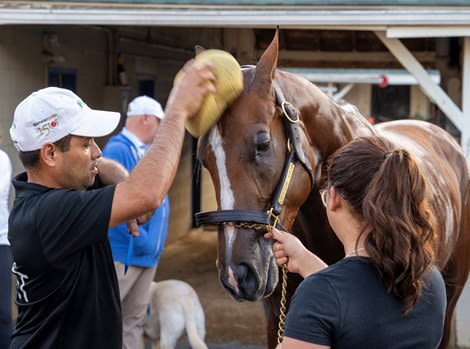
[{"xmin": 219, "ymin": 257, "xmax": 278, "ymax": 302}]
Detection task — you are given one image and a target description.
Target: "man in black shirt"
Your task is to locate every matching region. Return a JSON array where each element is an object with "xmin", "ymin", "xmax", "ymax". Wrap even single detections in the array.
[
  {"xmin": 9, "ymin": 173, "xmax": 121, "ymax": 348},
  {"xmin": 8, "ymin": 61, "xmax": 215, "ymax": 348}
]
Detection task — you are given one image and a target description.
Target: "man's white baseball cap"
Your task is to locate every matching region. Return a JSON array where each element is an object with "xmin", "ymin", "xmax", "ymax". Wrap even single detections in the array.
[
  {"xmin": 10, "ymin": 87, "xmax": 120, "ymax": 152},
  {"xmin": 127, "ymin": 96, "xmax": 164, "ymax": 120}
]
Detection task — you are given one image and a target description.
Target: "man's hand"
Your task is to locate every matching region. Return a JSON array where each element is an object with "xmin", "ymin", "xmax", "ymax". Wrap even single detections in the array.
[
  {"xmin": 136, "ymin": 210, "xmax": 155, "ymax": 225},
  {"xmin": 125, "ymin": 210, "xmax": 155, "ymax": 237},
  {"xmin": 126, "ymin": 219, "xmax": 140, "ymax": 237},
  {"xmin": 166, "ymin": 60, "xmax": 216, "ymax": 121}
]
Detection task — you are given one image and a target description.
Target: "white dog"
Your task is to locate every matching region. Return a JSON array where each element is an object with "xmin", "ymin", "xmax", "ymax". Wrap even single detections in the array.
[{"xmin": 143, "ymin": 280, "xmax": 208, "ymax": 349}]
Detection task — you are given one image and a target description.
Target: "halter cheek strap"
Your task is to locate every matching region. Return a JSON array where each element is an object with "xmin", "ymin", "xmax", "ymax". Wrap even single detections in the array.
[
  {"xmin": 195, "ymin": 82, "xmax": 314, "ymax": 232},
  {"xmin": 273, "ymin": 83, "xmax": 314, "ymax": 185}
]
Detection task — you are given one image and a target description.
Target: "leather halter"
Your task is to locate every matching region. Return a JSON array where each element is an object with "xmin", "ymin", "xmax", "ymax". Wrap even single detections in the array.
[{"xmin": 195, "ymin": 82, "xmax": 314, "ymax": 232}]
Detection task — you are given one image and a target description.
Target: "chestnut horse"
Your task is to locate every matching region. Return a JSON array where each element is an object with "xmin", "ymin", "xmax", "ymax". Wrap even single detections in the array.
[{"xmin": 197, "ymin": 33, "xmax": 470, "ymax": 349}]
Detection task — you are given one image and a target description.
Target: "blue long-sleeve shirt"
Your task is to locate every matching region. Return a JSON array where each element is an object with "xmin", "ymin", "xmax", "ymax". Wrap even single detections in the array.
[{"xmin": 102, "ymin": 129, "xmax": 169, "ymax": 267}]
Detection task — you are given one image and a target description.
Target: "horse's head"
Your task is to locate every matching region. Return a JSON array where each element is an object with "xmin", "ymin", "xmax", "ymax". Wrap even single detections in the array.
[{"xmin": 198, "ymin": 32, "xmax": 317, "ymax": 301}]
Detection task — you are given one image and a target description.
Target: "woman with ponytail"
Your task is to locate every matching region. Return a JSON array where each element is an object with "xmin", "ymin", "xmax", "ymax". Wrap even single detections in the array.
[{"xmin": 265, "ymin": 136, "xmax": 446, "ymax": 349}]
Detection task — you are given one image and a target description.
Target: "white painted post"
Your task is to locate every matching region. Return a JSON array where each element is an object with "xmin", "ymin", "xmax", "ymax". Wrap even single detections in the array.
[
  {"xmin": 334, "ymin": 83, "xmax": 354, "ymax": 101},
  {"xmin": 456, "ymin": 36, "xmax": 470, "ymax": 349},
  {"xmin": 375, "ymin": 31, "xmax": 463, "ymax": 131}
]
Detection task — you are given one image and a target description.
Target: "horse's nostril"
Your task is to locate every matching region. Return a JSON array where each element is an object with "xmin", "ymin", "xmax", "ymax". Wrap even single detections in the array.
[{"xmin": 238, "ymin": 263, "xmax": 258, "ymax": 296}]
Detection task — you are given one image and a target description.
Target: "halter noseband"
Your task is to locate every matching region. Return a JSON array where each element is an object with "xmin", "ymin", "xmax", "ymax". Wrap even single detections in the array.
[{"xmin": 195, "ymin": 82, "xmax": 314, "ymax": 232}]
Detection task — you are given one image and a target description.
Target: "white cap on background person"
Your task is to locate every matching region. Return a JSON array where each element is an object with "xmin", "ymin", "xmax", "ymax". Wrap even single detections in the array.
[
  {"xmin": 127, "ymin": 96, "xmax": 164, "ymax": 120},
  {"xmin": 10, "ymin": 87, "xmax": 120, "ymax": 152}
]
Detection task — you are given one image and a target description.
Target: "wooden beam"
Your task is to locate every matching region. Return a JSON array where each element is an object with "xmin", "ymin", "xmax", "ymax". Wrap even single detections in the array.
[
  {"xmin": 270, "ymin": 50, "xmax": 436, "ymax": 63},
  {"xmin": 375, "ymin": 31, "xmax": 463, "ymax": 130}
]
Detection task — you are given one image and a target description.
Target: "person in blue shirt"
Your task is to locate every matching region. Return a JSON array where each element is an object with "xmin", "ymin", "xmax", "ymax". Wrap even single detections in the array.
[{"xmin": 102, "ymin": 96, "xmax": 170, "ymax": 349}]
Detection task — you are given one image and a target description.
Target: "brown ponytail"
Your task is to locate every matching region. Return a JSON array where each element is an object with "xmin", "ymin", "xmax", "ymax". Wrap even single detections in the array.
[{"xmin": 327, "ymin": 136, "xmax": 436, "ymax": 314}]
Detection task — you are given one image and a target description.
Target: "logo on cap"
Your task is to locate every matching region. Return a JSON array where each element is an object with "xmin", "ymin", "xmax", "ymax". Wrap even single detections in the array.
[{"xmin": 36, "ymin": 114, "xmax": 59, "ymax": 137}]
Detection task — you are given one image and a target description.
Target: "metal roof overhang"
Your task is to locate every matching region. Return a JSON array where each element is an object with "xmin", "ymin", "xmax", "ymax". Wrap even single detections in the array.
[{"xmin": 1, "ymin": 2, "xmax": 470, "ymax": 33}]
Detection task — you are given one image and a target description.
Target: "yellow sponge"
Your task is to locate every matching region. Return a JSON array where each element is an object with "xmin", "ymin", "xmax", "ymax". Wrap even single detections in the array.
[{"xmin": 174, "ymin": 49, "xmax": 243, "ymax": 138}]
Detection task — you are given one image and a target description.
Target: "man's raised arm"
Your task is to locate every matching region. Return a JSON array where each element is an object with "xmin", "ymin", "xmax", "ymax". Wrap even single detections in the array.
[{"xmin": 109, "ymin": 60, "xmax": 215, "ymax": 227}]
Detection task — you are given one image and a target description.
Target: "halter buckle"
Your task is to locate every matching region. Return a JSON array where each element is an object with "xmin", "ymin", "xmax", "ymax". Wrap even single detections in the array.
[
  {"xmin": 267, "ymin": 208, "xmax": 280, "ymax": 230},
  {"xmin": 281, "ymin": 101, "xmax": 299, "ymax": 124}
]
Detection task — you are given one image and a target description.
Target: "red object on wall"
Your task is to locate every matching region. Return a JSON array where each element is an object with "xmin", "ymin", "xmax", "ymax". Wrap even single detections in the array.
[{"xmin": 379, "ymin": 74, "xmax": 389, "ymax": 88}]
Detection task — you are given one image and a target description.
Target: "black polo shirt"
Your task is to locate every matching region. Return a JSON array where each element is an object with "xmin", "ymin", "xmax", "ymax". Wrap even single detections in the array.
[
  {"xmin": 285, "ymin": 257, "xmax": 446, "ymax": 349},
  {"xmin": 8, "ymin": 173, "xmax": 121, "ymax": 349}
]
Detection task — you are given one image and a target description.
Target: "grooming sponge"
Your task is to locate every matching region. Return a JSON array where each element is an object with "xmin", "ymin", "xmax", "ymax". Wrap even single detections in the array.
[{"xmin": 174, "ymin": 49, "xmax": 243, "ymax": 138}]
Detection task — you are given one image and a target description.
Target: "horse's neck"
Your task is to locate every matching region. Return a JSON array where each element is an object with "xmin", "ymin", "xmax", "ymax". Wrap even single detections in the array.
[
  {"xmin": 337, "ymin": 103, "xmax": 376, "ymax": 139},
  {"xmin": 300, "ymin": 84, "xmax": 375, "ymax": 161}
]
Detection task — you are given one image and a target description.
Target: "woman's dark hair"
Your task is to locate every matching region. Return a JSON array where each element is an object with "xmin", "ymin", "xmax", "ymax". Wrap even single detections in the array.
[
  {"xmin": 18, "ymin": 135, "xmax": 72, "ymax": 169},
  {"xmin": 327, "ymin": 136, "xmax": 436, "ymax": 314}
]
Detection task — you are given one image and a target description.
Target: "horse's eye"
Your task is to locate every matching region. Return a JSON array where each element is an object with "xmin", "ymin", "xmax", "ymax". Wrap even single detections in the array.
[{"xmin": 256, "ymin": 132, "xmax": 270, "ymax": 152}]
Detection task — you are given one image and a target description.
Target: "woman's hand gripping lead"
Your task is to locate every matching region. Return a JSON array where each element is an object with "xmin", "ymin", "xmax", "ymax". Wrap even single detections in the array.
[{"xmin": 264, "ymin": 228, "xmax": 328, "ymax": 279}]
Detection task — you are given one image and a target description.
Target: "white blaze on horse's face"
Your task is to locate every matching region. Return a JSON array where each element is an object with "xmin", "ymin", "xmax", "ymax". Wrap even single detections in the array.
[
  {"xmin": 208, "ymin": 126, "xmax": 234, "ymax": 211},
  {"xmin": 208, "ymin": 126, "xmax": 240, "ymax": 292}
]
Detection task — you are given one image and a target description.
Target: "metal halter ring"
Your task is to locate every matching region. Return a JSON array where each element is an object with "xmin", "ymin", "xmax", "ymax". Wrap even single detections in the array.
[
  {"xmin": 281, "ymin": 101, "xmax": 299, "ymax": 123},
  {"xmin": 266, "ymin": 208, "xmax": 280, "ymax": 230}
]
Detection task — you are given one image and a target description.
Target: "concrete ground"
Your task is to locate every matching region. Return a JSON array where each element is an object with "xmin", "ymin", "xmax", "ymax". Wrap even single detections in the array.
[{"xmin": 155, "ymin": 228, "xmax": 267, "ymax": 349}]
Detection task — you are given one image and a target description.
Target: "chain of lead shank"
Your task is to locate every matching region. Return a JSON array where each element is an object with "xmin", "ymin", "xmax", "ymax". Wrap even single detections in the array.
[
  {"xmin": 277, "ymin": 264, "xmax": 288, "ymax": 345},
  {"xmin": 222, "ymin": 207, "xmax": 281, "ymax": 232},
  {"xmin": 229, "ymin": 222, "xmax": 270, "ymax": 231}
]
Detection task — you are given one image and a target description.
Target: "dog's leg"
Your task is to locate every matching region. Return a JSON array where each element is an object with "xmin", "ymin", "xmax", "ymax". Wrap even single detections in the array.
[
  {"xmin": 186, "ymin": 318, "xmax": 208, "ymax": 349},
  {"xmin": 160, "ymin": 311, "xmax": 185, "ymax": 349},
  {"xmin": 160, "ymin": 337, "xmax": 178, "ymax": 349}
]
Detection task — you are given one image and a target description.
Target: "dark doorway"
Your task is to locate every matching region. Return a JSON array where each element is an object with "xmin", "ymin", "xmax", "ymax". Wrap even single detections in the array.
[
  {"xmin": 371, "ymin": 85, "xmax": 410, "ymax": 123},
  {"xmin": 138, "ymin": 79, "xmax": 155, "ymax": 98},
  {"xmin": 48, "ymin": 67, "xmax": 77, "ymax": 92}
]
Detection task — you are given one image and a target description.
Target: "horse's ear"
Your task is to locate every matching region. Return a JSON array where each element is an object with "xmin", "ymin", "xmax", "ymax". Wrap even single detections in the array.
[
  {"xmin": 255, "ymin": 29, "xmax": 278, "ymax": 83},
  {"xmin": 195, "ymin": 45, "xmax": 205, "ymax": 56}
]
